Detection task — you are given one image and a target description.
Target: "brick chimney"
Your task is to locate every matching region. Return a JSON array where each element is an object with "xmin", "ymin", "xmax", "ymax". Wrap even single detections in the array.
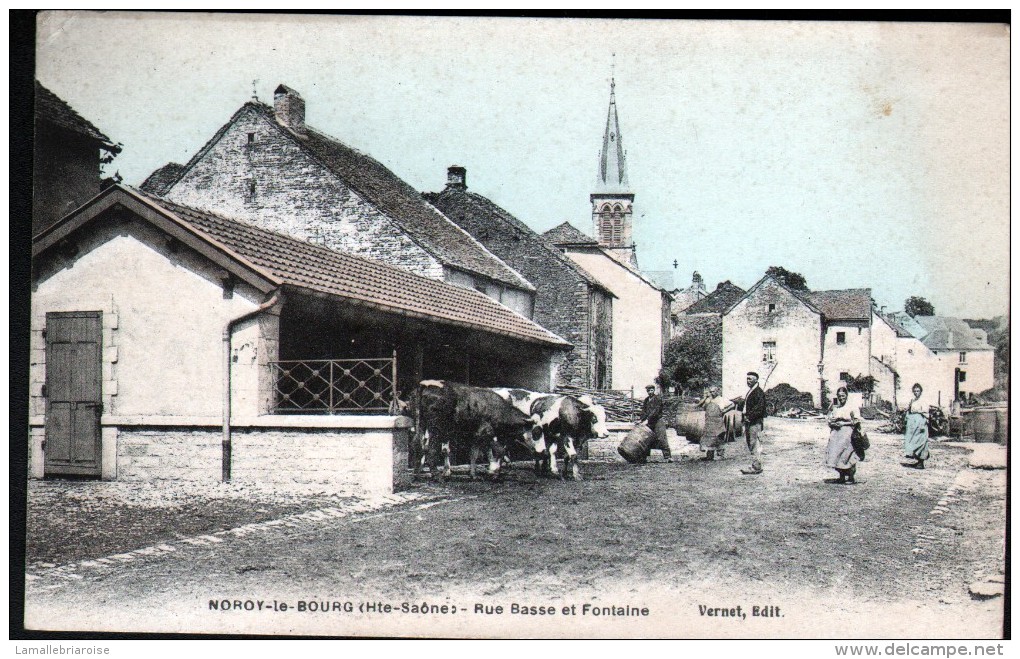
[
  {"xmin": 446, "ymin": 166, "xmax": 467, "ymax": 191},
  {"xmin": 273, "ymin": 84, "xmax": 305, "ymax": 134}
]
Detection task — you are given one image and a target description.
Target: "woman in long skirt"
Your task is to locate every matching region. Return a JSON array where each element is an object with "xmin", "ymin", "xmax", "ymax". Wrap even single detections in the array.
[
  {"xmin": 825, "ymin": 387, "xmax": 860, "ymax": 484},
  {"xmin": 903, "ymin": 383, "xmax": 930, "ymax": 469},
  {"xmin": 698, "ymin": 386, "xmax": 732, "ymax": 460}
]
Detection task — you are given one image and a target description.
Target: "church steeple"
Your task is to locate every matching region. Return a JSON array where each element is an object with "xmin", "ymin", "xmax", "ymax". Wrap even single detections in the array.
[
  {"xmin": 591, "ymin": 65, "xmax": 637, "ymax": 267},
  {"xmin": 597, "ymin": 77, "xmax": 629, "ymax": 193}
]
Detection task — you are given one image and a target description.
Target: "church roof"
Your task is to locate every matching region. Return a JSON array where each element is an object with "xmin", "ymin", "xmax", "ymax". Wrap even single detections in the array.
[
  {"xmin": 596, "ymin": 79, "xmax": 629, "ymax": 193},
  {"xmin": 543, "ymin": 222, "xmax": 598, "ymax": 245}
]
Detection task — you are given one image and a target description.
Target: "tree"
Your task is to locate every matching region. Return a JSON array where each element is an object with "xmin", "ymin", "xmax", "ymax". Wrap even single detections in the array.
[
  {"xmin": 659, "ymin": 321, "xmax": 721, "ymax": 395},
  {"xmin": 904, "ymin": 296, "xmax": 935, "ymax": 317},
  {"xmin": 765, "ymin": 266, "xmax": 809, "ymax": 291}
]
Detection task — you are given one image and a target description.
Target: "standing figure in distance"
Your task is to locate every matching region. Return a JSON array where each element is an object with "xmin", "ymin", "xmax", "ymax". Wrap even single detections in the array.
[
  {"xmin": 903, "ymin": 383, "xmax": 930, "ymax": 469},
  {"xmin": 739, "ymin": 372, "xmax": 767, "ymax": 475},
  {"xmin": 698, "ymin": 385, "xmax": 733, "ymax": 461},
  {"xmin": 640, "ymin": 384, "xmax": 672, "ymax": 463}
]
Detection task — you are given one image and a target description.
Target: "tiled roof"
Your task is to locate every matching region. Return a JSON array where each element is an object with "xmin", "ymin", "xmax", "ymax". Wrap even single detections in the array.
[
  {"xmin": 35, "ymin": 82, "xmax": 119, "ymax": 152},
  {"xmin": 803, "ymin": 288, "xmax": 872, "ymax": 321},
  {"xmin": 143, "ymin": 101, "xmax": 533, "ymax": 291},
  {"xmin": 132, "ymin": 188, "xmax": 568, "ymax": 348},
  {"xmin": 877, "ymin": 312, "xmax": 915, "ymax": 338},
  {"xmin": 543, "ymin": 222, "xmax": 598, "ymax": 245},
  {"xmin": 683, "ymin": 281, "xmax": 746, "ymax": 315},
  {"xmin": 913, "ymin": 316, "xmax": 992, "ymax": 351},
  {"xmin": 424, "ymin": 187, "xmax": 610, "ymax": 293},
  {"xmin": 140, "ymin": 163, "xmax": 187, "ymax": 196}
]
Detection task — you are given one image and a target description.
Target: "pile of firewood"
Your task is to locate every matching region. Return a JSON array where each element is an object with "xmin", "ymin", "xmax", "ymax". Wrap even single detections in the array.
[{"xmin": 554, "ymin": 384, "xmax": 645, "ymax": 422}]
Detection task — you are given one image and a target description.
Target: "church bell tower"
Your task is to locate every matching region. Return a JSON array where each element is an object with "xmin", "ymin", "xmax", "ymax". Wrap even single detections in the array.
[{"xmin": 591, "ymin": 74, "xmax": 637, "ymax": 267}]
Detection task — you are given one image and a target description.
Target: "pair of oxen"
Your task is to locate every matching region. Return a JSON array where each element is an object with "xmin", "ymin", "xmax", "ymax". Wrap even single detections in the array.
[{"xmin": 413, "ymin": 380, "xmax": 610, "ymax": 481}]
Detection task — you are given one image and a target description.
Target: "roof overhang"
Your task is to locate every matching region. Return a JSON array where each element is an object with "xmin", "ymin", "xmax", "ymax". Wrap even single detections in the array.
[{"xmin": 33, "ymin": 185, "xmax": 279, "ymax": 296}]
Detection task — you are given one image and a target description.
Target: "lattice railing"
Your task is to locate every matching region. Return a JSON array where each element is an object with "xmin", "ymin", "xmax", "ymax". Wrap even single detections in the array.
[{"xmin": 269, "ymin": 356, "xmax": 397, "ymax": 414}]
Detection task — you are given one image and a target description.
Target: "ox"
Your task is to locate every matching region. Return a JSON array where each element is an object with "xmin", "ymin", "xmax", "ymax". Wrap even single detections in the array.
[
  {"xmin": 418, "ymin": 380, "xmax": 534, "ymax": 480},
  {"xmin": 528, "ymin": 395, "xmax": 609, "ymax": 481}
]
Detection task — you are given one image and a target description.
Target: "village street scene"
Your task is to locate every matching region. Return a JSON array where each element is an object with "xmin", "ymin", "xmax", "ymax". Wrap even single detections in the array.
[{"xmin": 22, "ymin": 15, "xmax": 1008, "ymax": 639}]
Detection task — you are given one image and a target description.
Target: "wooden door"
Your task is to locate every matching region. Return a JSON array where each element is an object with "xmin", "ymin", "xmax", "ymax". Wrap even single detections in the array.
[{"xmin": 45, "ymin": 312, "xmax": 103, "ymax": 477}]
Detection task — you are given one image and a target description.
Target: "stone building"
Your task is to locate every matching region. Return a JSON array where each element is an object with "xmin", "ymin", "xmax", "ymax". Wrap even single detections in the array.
[
  {"xmin": 33, "ymin": 82, "xmax": 121, "ymax": 236},
  {"xmin": 545, "ymin": 222, "xmax": 670, "ymax": 395},
  {"xmin": 424, "ymin": 166, "xmax": 615, "ymax": 390},
  {"xmin": 142, "ymin": 84, "xmax": 535, "ymax": 319},
  {"xmin": 671, "ymin": 280, "xmax": 746, "ymax": 388},
  {"xmin": 30, "ymin": 185, "xmax": 569, "ymax": 492},
  {"xmin": 721, "ymin": 275, "xmax": 874, "ymax": 406},
  {"xmin": 877, "ymin": 314, "xmax": 995, "ymax": 406},
  {"xmin": 670, "ymin": 271, "xmax": 709, "ymax": 315}
]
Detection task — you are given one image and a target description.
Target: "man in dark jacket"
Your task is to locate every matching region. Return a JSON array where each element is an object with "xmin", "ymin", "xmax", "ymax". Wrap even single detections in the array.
[
  {"xmin": 738, "ymin": 372, "xmax": 767, "ymax": 475},
  {"xmin": 640, "ymin": 384, "xmax": 672, "ymax": 463}
]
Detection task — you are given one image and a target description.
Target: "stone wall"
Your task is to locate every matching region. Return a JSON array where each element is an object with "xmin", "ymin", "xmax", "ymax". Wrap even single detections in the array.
[
  {"xmin": 165, "ymin": 105, "xmax": 446, "ymax": 281},
  {"xmin": 101, "ymin": 418, "xmax": 412, "ymax": 496},
  {"xmin": 722, "ymin": 279, "xmax": 823, "ymax": 404}
]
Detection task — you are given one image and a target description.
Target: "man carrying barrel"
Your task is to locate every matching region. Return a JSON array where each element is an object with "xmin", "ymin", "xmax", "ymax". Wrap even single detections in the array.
[{"xmin": 639, "ymin": 384, "xmax": 672, "ymax": 463}]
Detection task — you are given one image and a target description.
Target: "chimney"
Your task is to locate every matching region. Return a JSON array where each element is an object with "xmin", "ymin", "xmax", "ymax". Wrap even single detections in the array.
[
  {"xmin": 446, "ymin": 166, "xmax": 467, "ymax": 191},
  {"xmin": 273, "ymin": 84, "xmax": 305, "ymax": 134}
]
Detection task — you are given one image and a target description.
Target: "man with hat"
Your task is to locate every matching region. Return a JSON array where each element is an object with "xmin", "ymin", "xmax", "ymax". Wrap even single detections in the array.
[
  {"xmin": 738, "ymin": 371, "xmax": 767, "ymax": 475},
  {"xmin": 639, "ymin": 384, "xmax": 672, "ymax": 463}
]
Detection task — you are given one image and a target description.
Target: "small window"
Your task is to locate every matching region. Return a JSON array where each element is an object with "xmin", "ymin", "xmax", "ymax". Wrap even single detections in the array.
[
  {"xmin": 836, "ymin": 332, "xmax": 846, "ymax": 345},
  {"xmin": 959, "ymin": 352, "xmax": 967, "ymax": 364},
  {"xmin": 248, "ymin": 179, "xmax": 256, "ymax": 197},
  {"xmin": 247, "ymin": 132, "xmax": 255, "ymax": 144},
  {"xmin": 762, "ymin": 341, "xmax": 776, "ymax": 363},
  {"xmin": 768, "ymin": 303, "xmax": 776, "ymax": 313},
  {"xmin": 958, "ymin": 371, "xmax": 967, "ymax": 383}
]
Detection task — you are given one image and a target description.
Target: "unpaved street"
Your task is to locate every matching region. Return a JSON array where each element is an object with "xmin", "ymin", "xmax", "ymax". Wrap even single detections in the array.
[{"xmin": 24, "ymin": 418, "xmax": 1006, "ymax": 638}]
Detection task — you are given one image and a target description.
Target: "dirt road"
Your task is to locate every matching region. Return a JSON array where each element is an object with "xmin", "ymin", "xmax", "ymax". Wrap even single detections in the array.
[{"xmin": 23, "ymin": 418, "xmax": 1006, "ymax": 638}]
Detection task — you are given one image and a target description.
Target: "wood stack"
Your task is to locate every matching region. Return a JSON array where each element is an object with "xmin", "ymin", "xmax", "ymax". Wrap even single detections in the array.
[{"xmin": 554, "ymin": 384, "xmax": 645, "ymax": 422}]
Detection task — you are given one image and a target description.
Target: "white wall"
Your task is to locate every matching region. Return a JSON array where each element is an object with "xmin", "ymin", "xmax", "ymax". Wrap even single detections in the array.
[
  {"xmin": 722, "ymin": 279, "xmax": 822, "ymax": 403},
  {"xmin": 32, "ymin": 220, "xmax": 268, "ymax": 421},
  {"xmin": 822, "ymin": 320, "xmax": 871, "ymax": 388},
  {"xmin": 562, "ymin": 249, "xmax": 665, "ymax": 393}
]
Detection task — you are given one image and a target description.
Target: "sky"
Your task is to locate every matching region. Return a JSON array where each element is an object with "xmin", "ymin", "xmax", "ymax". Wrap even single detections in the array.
[{"xmin": 35, "ymin": 13, "xmax": 1010, "ymax": 318}]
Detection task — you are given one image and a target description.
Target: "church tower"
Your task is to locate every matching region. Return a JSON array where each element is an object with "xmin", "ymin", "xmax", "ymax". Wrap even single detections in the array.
[{"xmin": 591, "ymin": 75, "xmax": 637, "ymax": 267}]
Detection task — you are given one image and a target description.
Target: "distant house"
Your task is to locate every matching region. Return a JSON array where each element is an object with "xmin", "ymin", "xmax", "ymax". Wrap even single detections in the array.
[
  {"xmin": 545, "ymin": 221, "xmax": 670, "ymax": 395},
  {"xmin": 425, "ymin": 166, "xmax": 615, "ymax": 390},
  {"xmin": 30, "ymin": 186, "xmax": 569, "ymax": 492},
  {"xmin": 893, "ymin": 315, "xmax": 995, "ymax": 404},
  {"xmin": 670, "ymin": 271, "xmax": 709, "ymax": 315},
  {"xmin": 33, "ymin": 82, "xmax": 121, "ymax": 236},
  {"xmin": 671, "ymin": 280, "xmax": 746, "ymax": 388},
  {"xmin": 721, "ymin": 275, "xmax": 876, "ymax": 406},
  {"xmin": 142, "ymin": 84, "xmax": 535, "ymax": 319}
]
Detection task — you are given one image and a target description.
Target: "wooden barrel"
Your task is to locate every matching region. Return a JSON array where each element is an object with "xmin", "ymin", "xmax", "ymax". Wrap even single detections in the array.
[
  {"xmin": 618, "ymin": 424, "xmax": 655, "ymax": 463},
  {"xmin": 994, "ymin": 408, "xmax": 1008, "ymax": 445},
  {"xmin": 674, "ymin": 404, "xmax": 706, "ymax": 443},
  {"xmin": 973, "ymin": 409, "xmax": 997, "ymax": 443}
]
